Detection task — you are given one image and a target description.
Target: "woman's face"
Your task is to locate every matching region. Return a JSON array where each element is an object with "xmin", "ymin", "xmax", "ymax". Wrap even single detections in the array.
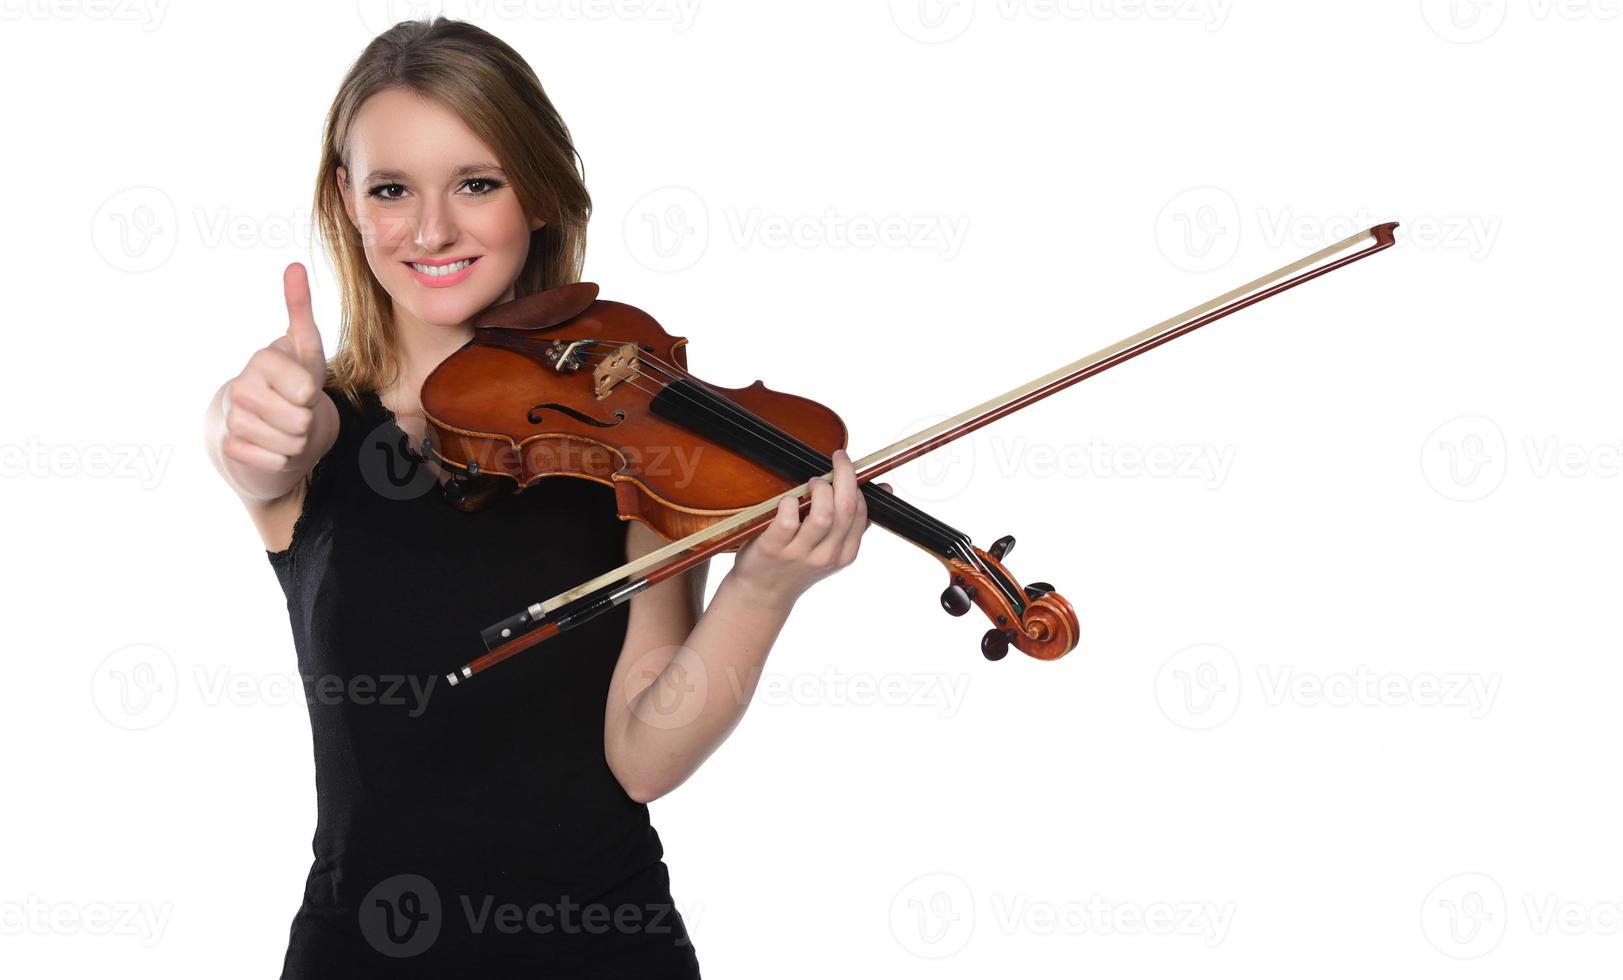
[{"xmin": 337, "ymin": 87, "xmax": 542, "ymax": 330}]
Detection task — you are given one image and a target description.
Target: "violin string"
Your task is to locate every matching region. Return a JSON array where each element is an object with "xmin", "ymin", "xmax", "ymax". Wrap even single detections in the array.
[
  {"xmin": 471, "ymin": 332, "xmax": 1022, "ymax": 613},
  {"xmin": 570, "ymin": 346, "xmax": 971, "ymax": 552},
  {"xmin": 570, "ymin": 344, "xmax": 994, "ymax": 563},
  {"xmin": 563, "ymin": 342, "xmax": 1021, "ymax": 611}
]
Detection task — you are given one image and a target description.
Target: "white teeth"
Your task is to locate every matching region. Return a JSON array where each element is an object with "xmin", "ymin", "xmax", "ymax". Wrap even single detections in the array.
[{"xmin": 411, "ymin": 259, "xmax": 472, "ymax": 277}]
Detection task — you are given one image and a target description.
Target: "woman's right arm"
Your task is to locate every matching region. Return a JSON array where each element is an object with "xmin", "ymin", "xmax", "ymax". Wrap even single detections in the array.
[{"xmin": 203, "ymin": 263, "xmax": 340, "ymax": 552}]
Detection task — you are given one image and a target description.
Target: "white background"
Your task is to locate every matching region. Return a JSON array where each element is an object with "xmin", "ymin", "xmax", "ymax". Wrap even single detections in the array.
[{"xmin": 3, "ymin": 1, "xmax": 1619, "ymax": 977}]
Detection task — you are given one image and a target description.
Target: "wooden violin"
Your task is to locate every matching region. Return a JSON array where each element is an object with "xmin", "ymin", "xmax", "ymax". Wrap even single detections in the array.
[
  {"xmin": 424, "ymin": 222, "xmax": 1400, "ymax": 686},
  {"xmin": 419, "ymin": 283, "xmax": 1074, "ymax": 668}
]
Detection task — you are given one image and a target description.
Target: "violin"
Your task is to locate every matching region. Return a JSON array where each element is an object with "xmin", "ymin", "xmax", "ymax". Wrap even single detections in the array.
[
  {"xmin": 422, "ymin": 222, "xmax": 1400, "ymax": 686},
  {"xmin": 419, "ymin": 282, "xmax": 1076, "ymax": 669}
]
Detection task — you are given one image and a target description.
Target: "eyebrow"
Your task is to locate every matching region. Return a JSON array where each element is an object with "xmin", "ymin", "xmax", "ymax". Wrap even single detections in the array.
[{"xmin": 362, "ymin": 163, "xmax": 506, "ymax": 183}]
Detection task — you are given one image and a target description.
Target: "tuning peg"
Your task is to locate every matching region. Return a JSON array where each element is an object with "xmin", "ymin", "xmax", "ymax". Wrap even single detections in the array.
[
  {"xmin": 981, "ymin": 627, "xmax": 1016, "ymax": 661},
  {"xmin": 940, "ymin": 583, "xmax": 976, "ymax": 617},
  {"xmin": 1023, "ymin": 581, "xmax": 1055, "ymax": 600},
  {"xmin": 989, "ymin": 534, "xmax": 1016, "ymax": 560}
]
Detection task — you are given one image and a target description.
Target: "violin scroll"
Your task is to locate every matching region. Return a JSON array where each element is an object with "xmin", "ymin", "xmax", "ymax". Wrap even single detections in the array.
[{"xmin": 940, "ymin": 536, "xmax": 1078, "ymax": 662}]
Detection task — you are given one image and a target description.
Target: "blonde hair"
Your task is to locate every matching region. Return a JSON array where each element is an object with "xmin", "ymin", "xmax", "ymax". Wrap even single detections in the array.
[{"xmin": 312, "ymin": 16, "xmax": 591, "ymax": 408}]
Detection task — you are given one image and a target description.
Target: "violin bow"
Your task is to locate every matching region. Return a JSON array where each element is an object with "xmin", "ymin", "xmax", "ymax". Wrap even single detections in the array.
[{"xmin": 446, "ymin": 221, "xmax": 1400, "ymax": 686}]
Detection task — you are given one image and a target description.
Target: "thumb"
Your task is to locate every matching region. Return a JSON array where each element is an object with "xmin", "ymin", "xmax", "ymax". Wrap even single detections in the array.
[{"xmin": 283, "ymin": 262, "xmax": 326, "ymax": 375}]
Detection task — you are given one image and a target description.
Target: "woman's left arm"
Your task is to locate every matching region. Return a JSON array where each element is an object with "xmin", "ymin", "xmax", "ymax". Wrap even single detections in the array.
[{"xmin": 603, "ymin": 449, "xmax": 875, "ymax": 804}]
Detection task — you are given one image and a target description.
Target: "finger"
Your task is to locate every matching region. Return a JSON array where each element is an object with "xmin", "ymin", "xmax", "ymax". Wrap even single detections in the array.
[
  {"xmin": 787, "ymin": 475, "xmax": 835, "ymax": 558},
  {"xmin": 222, "ymin": 435, "xmax": 289, "ymax": 473},
  {"xmin": 226, "ymin": 405, "xmax": 308, "ymax": 457},
  {"xmin": 230, "ymin": 379, "xmax": 315, "ymax": 437},
  {"xmin": 837, "ymin": 500, "xmax": 868, "ymax": 565},
  {"xmin": 755, "ymin": 494, "xmax": 801, "ymax": 552},
  {"xmin": 253, "ymin": 345, "xmax": 322, "ymax": 407},
  {"xmin": 808, "ymin": 450, "xmax": 861, "ymax": 565},
  {"xmin": 283, "ymin": 262, "xmax": 326, "ymax": 373}
]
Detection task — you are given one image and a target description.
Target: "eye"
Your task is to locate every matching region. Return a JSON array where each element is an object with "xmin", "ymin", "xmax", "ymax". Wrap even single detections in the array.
[
  {"xmin": 367, "ymin": 183, "xmax": 406, "ymax": 201},
  {"xmin": 463, "ymin": 177, "xmax": 505, "ymax": 196}
]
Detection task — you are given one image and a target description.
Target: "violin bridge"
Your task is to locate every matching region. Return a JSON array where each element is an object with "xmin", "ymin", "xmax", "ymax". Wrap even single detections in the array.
[{"xmin": 592, "ymin": 342, "xmax": 641, "ymax": 399}]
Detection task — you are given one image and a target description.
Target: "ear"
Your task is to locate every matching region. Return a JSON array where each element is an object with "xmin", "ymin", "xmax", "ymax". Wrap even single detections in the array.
[
  {"xmin": 336, "ymin": 166, "xmax": 356, "ymax": 225},
  {"xmin": 529, "ymin": 213, "xmax": 547, "ymax": 233}
]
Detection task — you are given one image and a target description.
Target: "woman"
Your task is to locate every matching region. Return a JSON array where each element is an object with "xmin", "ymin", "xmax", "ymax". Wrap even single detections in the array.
[{"xmin": 203, "ymin": 17, "xmax": 873, "ymax": 977}]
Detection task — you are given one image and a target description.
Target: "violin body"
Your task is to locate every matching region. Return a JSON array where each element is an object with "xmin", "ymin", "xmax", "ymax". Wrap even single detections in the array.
[{"xmin": 421, "ymin": 283, "xmax": 846, "ymax": 542}]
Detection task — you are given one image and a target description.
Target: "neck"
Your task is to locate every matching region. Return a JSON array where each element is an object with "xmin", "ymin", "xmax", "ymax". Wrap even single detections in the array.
[
  {"xmin": 382, "ymin": 311, "xmax": 476, "ymax": 419},
  {"xmin": 380, "ymin": 283, "xmax": 519, "ymax": 416}
]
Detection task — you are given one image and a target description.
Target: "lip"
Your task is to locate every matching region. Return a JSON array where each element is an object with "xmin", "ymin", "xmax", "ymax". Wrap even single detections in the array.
[{"xmin": 404, "ymin": 255, "xmax": 480, "ymax": 288}]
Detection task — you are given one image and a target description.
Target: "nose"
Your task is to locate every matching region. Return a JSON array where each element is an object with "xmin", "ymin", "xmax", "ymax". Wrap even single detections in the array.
[{"xmin": 413, "ymin": 194, "xmax": 458, "ymax": 254}]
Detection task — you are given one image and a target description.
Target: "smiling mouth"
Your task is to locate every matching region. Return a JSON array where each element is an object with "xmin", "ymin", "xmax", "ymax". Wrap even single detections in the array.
[{"xmin": 407, "ymin": 257, "xmax": 479, "ymax": 277}]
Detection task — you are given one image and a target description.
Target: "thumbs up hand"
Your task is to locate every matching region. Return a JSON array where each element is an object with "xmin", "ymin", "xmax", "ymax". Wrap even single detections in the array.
[{"xmin": 216, "ymin": 263, "xmax": 339, "ymax": 492}]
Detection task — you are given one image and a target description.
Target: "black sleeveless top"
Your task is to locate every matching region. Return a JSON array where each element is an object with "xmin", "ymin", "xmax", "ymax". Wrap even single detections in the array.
[{"xmin": 268, "ymin": 388, "xmax": 700, "ymax": 978}]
